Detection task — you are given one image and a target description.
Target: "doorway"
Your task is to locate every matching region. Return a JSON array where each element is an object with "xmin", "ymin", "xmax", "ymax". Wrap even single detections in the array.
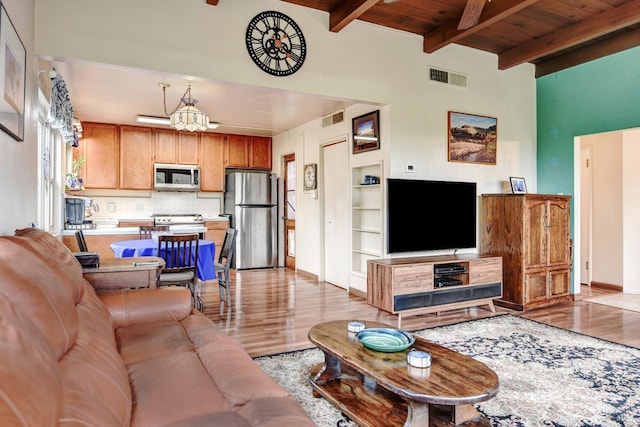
[
  {"xmin": 580, "ymin": 145, "xmax": 592, "ymax": 286},
  {"xmin": 322, "ymin": 139, "xmax": 349, "ymax": 289},
  {"xmin": 283, "ymin": 153, "xmax": 296, "ymax": 270}
]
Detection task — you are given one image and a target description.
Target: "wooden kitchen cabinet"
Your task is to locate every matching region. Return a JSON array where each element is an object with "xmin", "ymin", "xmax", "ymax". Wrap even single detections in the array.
[
  {"xmin": 178, "ymin": 133, "xmax": 199, "ymax": 164},
  {"xmin": 480, "ymin": 194, "xmax": 572, "ymax": 311},
  {"xmin": 225, "ymin": 134, "xmax": 249, "ymax": 168},
  {"xmin": 249, "ymin": 136, "xmax": 272, "ymax": 169},
  {"xmin": 153, "ymin": 129, "xmax": 177, "ymax": 163},
  {"xmin": 224, "ymin": 134, "xmax": 271, "ymax": 170},
  {"xmin": 61, "ymin": 233, "xmax": 128, "ymax": 260},
  {"xmin": 200, "ymin": 133, "xmax": 225, "ymax": 192},
  {"xmin": 74, "ymin": 122, "xmax": 119, "ymax": 189},
  {"xmin": 119, "ymin": 126, "xmax": 154, "ymax": 190},
  {"xmin": 153, "ymin": 129, "xmax": 199, "ymax": 164}
]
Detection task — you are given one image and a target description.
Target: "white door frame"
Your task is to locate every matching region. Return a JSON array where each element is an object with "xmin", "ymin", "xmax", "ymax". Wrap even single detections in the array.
[{"xmin": 579, "ymin": 144, "xmax": 592, "ymax": 286}]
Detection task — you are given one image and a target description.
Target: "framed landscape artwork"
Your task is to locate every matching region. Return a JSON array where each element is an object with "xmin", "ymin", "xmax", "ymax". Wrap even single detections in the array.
[
  {"xmin": 352, "ymin": 110, "xmax": 380, "ymax": 154},
  {"xmin": 0, "ymin": 3, "xmax": 25, "ymax": 141},
  {"xmin": 448, "ymin": 111, "xmax": 497, "ymax": 165}
]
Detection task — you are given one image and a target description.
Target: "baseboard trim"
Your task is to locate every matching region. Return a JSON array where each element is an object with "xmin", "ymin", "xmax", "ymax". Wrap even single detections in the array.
[
  {"xmin": 295, "ymin": 269, "xmax": 318, "ymax": 281},
  {"xmin": 348, "ymin": 287, "xmax": 366, "ymax": 299},
  {"xmin": 591, "ymin": 281, "xmax": 623, "ymax": 291}
]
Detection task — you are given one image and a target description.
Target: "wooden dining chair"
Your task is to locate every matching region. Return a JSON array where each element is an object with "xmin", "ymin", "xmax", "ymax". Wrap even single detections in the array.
[
  {"xmin": 215, "ymin": 228, "xmax": 237, "ymax": 307},
  {"xmin": 139, "ymin": 225, "xmax": 170, "ymax": 239},
  {"xmin": 156, "ymin": 234, "xmax": 201, "ymax": 311}
]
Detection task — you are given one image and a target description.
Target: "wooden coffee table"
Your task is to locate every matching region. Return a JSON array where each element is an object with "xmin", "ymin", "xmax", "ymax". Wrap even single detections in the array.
[{"xmin": 308, "ymin": 320, "xmax": 499, "ymax": 426}]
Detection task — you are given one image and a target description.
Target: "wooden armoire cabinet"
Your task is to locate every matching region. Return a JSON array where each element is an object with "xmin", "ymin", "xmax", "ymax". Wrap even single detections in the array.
[{"xmin": 480, "ymin": 194, "xmax": 572, "ymax": 310}]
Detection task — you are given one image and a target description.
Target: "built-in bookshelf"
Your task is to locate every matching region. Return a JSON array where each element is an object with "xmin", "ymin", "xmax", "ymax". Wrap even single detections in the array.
[{"xmin": 351, "ymin": 161, "xmax": 383, "ymax": 291}]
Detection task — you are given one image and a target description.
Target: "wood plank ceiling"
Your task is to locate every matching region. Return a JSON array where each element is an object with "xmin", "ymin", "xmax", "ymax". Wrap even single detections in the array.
[{"xmin": 209, "ymin": 0, "xmax": 640, "ymax": 77}]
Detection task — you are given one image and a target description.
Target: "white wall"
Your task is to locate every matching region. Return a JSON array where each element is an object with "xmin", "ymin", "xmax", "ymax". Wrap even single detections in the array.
[
  {"xmin": 622, "ymin": 129, "xmax": 640, "ymax": 294},
  {"xmin": 0, "ymin": 0, "xmax": 37, "ymax": 235},
  {"xmin": 580, "ymin": 129, "xmax": 640, "ymax": 294},
  {"xmin": 581, "ymin": 132, "xmax": 623, "ymax": 286},
  {"xmin": 33, "ymin": 0, "xmax": 537, "ymax": 278}
]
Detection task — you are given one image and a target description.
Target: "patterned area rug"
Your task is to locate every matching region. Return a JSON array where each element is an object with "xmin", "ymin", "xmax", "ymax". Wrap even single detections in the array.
[{"xmin": 254, "ymin": 315, "xmax": 640, "ymax": 427}]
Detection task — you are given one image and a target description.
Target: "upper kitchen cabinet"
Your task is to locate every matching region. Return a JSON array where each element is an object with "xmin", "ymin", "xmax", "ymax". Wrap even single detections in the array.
[
  {"xmin": 120, "ymin": 126, "xmax": 154, "ymax": 190},
  {"xmin": 249, "ymin": 136, "xmax": 272, "ymax": 170},
  {"xmin": 154, "ymin": 129, "xmax": 199, "ymax": 165},
  {"xmin": 225, "ymin": 134, "xmax": 249, "ymax": 168},
  {"xmin": 74, "ymin": 122, "xmax": 119, "ymax": 189},
  {"xmin": 200, "ymin": 133, "xmax": 225, "ymax": 192},
  {"xmin": 224, "ymin": 135, "xmax": 272, "ymax": 170},
  {"xmin": 178, "ymin": 133, "xmax": 199, "ymax": 164}
]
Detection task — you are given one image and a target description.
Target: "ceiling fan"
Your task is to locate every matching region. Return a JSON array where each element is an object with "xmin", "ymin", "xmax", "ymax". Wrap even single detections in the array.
[{"xmin": 458, "ymin": 0, "xmax": 488, "ymax": 30}]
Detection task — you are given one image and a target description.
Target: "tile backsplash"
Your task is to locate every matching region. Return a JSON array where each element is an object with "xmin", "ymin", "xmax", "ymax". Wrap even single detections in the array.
[{"xmin": 87, "ymin": 191, "xmax": 222, "ymax": 220}]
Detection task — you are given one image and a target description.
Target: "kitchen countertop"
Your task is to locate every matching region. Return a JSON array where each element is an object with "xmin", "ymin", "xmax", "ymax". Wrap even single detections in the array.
[{"xmin": 61, "ymin": 216, "xmax": 228, "ymax": 236}]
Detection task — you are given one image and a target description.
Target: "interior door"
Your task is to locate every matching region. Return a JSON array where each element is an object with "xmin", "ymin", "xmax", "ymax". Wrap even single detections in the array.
[{"xmin": 323, "ymin": 140, "xmax": 349, "ymax": 289}]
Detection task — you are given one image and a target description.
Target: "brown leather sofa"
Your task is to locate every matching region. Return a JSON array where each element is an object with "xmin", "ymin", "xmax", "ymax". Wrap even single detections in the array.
[{"xmin": 0, "ymin": 228, "xmax": 314, "ymax": 427}]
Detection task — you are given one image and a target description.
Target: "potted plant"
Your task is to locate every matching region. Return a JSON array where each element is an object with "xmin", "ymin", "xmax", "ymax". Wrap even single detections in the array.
[{"xmin": 66, "ymin": 154, "xmax": 85, "ymax": 191}]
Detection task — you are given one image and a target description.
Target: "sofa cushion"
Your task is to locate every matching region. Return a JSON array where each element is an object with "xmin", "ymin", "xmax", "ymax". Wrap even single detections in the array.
[
  {"xmin": 0, "ymin": 237, "xmax": 79, "ymax": 359},
  {"xmin": 0, "ymin": 293, "xmax": 62, "ymax": 426},
  {"xmin": 127, "ymin": 352, "xmax": 228, "ymax": 426},
  {"xmin": 14, "ymin": 227, "xmax": 84, "ymax": 304}
]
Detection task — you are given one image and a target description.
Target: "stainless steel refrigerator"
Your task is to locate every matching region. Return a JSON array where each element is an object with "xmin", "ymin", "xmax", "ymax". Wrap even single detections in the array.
[{"xmin": 224, "ymin": 171, "xmax": 278, "ymax": 269}]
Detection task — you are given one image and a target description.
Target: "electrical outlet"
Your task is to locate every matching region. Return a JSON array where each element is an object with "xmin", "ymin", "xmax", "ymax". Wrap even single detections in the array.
[{"xmin": 405, "ymin": 163, "xmax": 416, "ymax": 173}]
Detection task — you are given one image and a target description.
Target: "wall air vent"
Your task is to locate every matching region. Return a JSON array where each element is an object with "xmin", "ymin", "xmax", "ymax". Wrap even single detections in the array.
[
  {"xmin": 321, "ymin": 110, "xmax": 344, "ymax": 128},
  {"xmin": 428, "ymin": 67, "xmax": 467, "ymax": 88}
]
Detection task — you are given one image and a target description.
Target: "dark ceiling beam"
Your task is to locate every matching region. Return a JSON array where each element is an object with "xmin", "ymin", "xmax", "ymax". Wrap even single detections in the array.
[
  {"xmin": 329, "ymin": 0, "xmax": 379, "ymax": 33},
  {"xmin": 535, "ymin": 28, "xmax": 640, "ymax": 78},
  {"xmin": 458, "ymin": 0, "xmax": 487, "ymax": 30},
  {"xmin": 423, "ymin": 0, "xmax": 539, "ymax": 54},
  {"xmin": 206, "ymin": 0, "xmax": 219, "ymax": 5},
  {"xmin": 499, "ymin": 1, "xmax": 640, "ymax": 70}
]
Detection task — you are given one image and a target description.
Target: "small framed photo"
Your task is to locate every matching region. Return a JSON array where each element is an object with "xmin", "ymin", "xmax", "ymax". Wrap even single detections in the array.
[
  {"xmin": 352, "ymin": 110, "xmax": 380, "ymax": 154},
  {"xmin": 510, "ymin": 177, "xmax": 527, "ymax": 194}
]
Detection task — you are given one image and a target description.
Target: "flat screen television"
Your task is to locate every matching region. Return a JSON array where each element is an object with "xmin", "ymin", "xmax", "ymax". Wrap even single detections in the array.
[{"xmin": 387, "ymin": 178, "xmax": 477, "ymax": 253}]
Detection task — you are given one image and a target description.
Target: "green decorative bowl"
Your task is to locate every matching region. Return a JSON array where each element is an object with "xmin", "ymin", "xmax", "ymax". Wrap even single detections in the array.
[{"xmin": 356, "ymin": 328, "xmax": 415, "ymax": 352}]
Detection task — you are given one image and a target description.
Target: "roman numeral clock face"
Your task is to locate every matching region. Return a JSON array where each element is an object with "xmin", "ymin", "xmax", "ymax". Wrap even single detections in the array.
[{"xmin": 246, "ymin": 11, "xmax": 307, "ymax": 77}]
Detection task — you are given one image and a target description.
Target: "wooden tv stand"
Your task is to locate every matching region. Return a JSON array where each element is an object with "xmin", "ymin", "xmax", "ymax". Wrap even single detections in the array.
[{"xmin": 367, "ymin": 254, "xmax": 502, "ymax": 327}]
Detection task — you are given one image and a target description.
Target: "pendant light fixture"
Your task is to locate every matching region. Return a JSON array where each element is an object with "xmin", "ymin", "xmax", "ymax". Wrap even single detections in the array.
[{"xmin": 160, "ymin": 83, "xmax": 210, "ymax": 132}]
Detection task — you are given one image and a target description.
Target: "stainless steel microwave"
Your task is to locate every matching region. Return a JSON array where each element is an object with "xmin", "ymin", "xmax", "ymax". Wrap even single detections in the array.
[{"xmin": 154, "ymin": 163, "xmax": 200, "ymax": 191}]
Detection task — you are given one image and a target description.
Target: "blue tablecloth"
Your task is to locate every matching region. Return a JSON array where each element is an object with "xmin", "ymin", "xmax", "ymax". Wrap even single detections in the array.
[{"xmin": 110, "ymin": 239, "xmax": 216, "ymax": 281}]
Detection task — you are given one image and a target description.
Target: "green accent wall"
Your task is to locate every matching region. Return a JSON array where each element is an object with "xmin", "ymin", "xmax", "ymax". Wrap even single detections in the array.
[
  {"xmin": 537, "ymin": 46, "xmax": 640, "ymax": 291},
  {"xmin": 537, "ymin": 46, "xmax": 640, "ymax": 194}
]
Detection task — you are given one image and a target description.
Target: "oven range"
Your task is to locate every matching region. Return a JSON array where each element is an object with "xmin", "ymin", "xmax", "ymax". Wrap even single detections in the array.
[{"xmin": 152, "ymin": 214, "xmax": 207, "ymax": 238}]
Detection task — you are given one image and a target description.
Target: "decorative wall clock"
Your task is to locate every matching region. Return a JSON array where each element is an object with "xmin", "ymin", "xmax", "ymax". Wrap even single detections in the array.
[
  {"xmin": 245, "ymin": 11, "xmax": 307, "ymax": 77},
  {"xmin": 303, "ymin": 163, "xmax": 317, "ymax": 191}
]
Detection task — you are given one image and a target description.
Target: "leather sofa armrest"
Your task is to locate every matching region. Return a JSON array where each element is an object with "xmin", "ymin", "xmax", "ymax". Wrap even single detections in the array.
[{"xmin": 99, "ymin": 287, "xmax": 192, "ymax": 328}]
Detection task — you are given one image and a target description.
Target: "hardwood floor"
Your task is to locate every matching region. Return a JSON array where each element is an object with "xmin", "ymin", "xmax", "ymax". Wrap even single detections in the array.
[{"xmin": 200, "ymin": 268, "xmax": 640, "ymax": 357}]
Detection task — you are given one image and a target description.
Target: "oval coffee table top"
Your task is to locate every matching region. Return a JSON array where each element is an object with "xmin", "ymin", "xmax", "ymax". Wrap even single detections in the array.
[{"xmin": 308, "ymin": 319, "xmax": 499, "ymax": 405}]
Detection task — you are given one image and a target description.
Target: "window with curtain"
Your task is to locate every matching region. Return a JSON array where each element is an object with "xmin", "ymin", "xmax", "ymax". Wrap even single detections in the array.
[{"xmin": 37, "ymin": 90, "xmax": 63, "ymax": 232}]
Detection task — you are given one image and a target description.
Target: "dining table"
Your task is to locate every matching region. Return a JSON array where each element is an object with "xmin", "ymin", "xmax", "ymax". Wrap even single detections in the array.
[{"xmin": 110, "ymin": 239, "xmax": 216, "ymax": 281}]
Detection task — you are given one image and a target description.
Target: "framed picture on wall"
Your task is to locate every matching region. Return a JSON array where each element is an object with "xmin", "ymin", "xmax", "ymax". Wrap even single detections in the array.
[
  {"xmin": 352, "ymin": 110, "xmax": 380, "ymax": 154},
  {"xmin": 0, "ymin": 3, "xmax": 26, "ymax": 141},
  {"xmin": 448, "ymin": 111, "xmax": 497, "ymax": 165}
]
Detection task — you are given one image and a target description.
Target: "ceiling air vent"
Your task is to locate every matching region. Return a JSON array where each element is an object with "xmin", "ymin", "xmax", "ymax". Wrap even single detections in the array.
[
  {"xmin": 428, "ymin": 67, "xmax": 467, "ymax": 88},
  {"xmin": 321, "ymin": 110, "xmax": 344, "ymax": 128}
]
